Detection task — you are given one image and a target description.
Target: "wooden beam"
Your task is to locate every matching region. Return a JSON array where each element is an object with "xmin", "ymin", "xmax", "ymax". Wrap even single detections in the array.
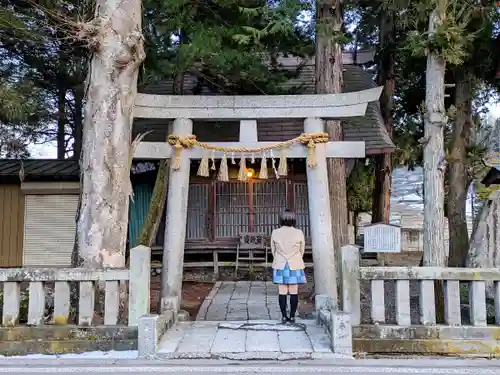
[
  {"xmin": 133, "ymin": 87, "xmax": 383, "ymax": 120},
  {"xmin": 134, "ymin": 141, "xmax": 366, "ymax": 159},
  {"xmin": 274, "ymin": 51, "xmax": 376, "ymax": 67},
  {"xmin": 239, "ymin": 120, "xmax": 258, "ymax": 142}
]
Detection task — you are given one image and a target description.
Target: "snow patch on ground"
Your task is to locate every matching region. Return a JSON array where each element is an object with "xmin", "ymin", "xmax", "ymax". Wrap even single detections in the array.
[{"xmin": 0, "ymin": 350, "xmax": 138, "ymax": 359}]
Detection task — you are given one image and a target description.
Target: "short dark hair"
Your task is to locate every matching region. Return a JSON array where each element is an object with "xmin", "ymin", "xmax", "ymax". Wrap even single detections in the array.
[{"xmin": 280, "ymin": 209, "xmax": 296, "ymax": 227}]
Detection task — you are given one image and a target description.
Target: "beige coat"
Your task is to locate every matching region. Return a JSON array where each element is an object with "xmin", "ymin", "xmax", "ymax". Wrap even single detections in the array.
[{"xmin": 271, "ymin": 226, "xmax": 305, "ymax": 270}]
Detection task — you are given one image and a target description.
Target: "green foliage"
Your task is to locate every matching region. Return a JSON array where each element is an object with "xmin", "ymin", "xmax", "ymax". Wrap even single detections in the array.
[
  {"xmin": 390, "ymin": 0, "xmax": 495, "ymax": 66},
  {"xmin": 347, "ymin": 161, "xmax": 375, "ymax": 213},
  {"xmin": 142, "ymin": 0, "xmax": 314, "ymax": 94},
  {"xmin": 0, "ymin": 0, "xmax": 90, "ymax": 158},
  {"xmin": 0, "ymin": 61, "xmax": 53, "ymax": 158},
  {"xmin": 405, "ymin": 27, "xmax": 470, "ymax": 65}
]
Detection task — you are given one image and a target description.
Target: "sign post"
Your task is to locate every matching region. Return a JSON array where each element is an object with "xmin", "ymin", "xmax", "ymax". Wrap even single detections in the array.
[{"xmin": 363, "ymin": 223, "xmax": 402, "ymax": 266}]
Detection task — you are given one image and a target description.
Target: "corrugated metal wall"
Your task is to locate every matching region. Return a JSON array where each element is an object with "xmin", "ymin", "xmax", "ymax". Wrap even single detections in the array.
[
  {"xmin": 0, "ymin": 185, "xmax": 24, "ymax": 267},
  {"xmin": 23, "ymin": 195, "xmax": 78, "ymax": 267},
  {"xmin": 129, "ymin": 183, "xmax": 212, "ymax": 244},
  {"xmin": 128, "ymin": 184, "xmax": 154, "ymax": 247}
]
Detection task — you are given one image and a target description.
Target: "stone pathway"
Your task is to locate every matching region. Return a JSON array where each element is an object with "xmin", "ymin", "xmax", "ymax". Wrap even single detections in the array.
[
  {"xmin": 196, "ymin": 281, "xmax": 282, "ymax": 321},
  {"xmin": 154, "ymin": 281, "xmax": 341, "ymax": 360},
  {"xmin": 156, "ymin": 319, "xmax": 338, "ymax": 360}
]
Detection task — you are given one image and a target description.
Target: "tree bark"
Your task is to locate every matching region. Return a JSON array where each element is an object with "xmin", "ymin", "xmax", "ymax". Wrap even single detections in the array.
[
  {"xmin": 315, "ymin": 0, "xmax": 348, "ymax": 304},
  {"xmin": 423, "ymin": 2, "xmax": 447, "ymax": 323},
  {"xmin": 315, "ymin": 0, "xmax": 349, "ymax": 252},
  {"xmin": 422, "ymin": 5, "xmax": 447, "ymax": 268},
  {"xmin": 74, "ymin": 0, "xmax": 145, "ymax": 268},
  {"xmin": 468, "ymin": 197, "xmax": 500, "ymax": 301},
  {"xmin": 72, "ymin": 86, "xmax": 84, "ymax": 159},
  {"xmin": 57, "ymin": 84, "xmax": 67, "ymax": 160},
  {"xmin": 371, "ymin": 10, "xmax": 395, "ymax": 224},
  {"xmin": 447, "ymin": 68, "xmax": 473, "ymax": 267}
]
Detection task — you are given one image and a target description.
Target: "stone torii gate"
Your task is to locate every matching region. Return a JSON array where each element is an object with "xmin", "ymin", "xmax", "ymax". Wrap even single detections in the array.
[{"xmin": 133, "ymin": 87, "xmax": 383, "ymax": 314}]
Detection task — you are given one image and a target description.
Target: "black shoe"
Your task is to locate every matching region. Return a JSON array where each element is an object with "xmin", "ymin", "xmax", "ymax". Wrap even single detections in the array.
[
  {"xmin": 288, "ymin": 317, "xmax": 296, "ymax": 324},
  {"xmin": 282, "ymin": 316, "xmax": 288, "ymax": 324}
]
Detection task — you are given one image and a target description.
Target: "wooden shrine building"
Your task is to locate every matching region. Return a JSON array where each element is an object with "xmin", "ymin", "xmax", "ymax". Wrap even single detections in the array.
[{"xmin": 130, "ymin": 53, "xmax": 395, "ymax": 260}]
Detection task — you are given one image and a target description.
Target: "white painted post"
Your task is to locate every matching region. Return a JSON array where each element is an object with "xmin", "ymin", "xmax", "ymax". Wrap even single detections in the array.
[
  {"xmin": 27, "ymin": 281, "xmax": 45, "ymax": 326},
  {"xmin": 129, "ymin": 245, "xmax": 152, "ymax": 326},
  {"xmin": 2, "ymin": 282, "xmax": 20, "ymax": 326},
  {"xmin": 395, "ymin": 280, "xmax": 411, "ymax": 326},
  {"xmin": 104, "ymin": 281, "xmax": 120, "ymax": 325},
  {"xmin": 160, "ymin": 117, "xmax": 193, "ymax": 313},
  {"xmin": 444, "ymin": 280, "xmax": 461, "ymax": 326},
  {"xmin": 340, "ymin": 245, "xmax": 361, "ymax": 325},
  {"xmin": 78, "ymin": 281, "xmax": 95, "ymax": 326},
  {"xmin": 419, "ymin": 280, "xmax": 436, "ymax": 325},
  {"xmin": 304, "ymin": 117, "xmax": 337, "ymax": 306},
  {"xmin": 53, "ymin": 281, "xmax": 71, "ymax": 325},
  {"xmin": 469, "ymin": 280, "xmax": 487, "ymax": 326},
  {"xmin": 371, "ymin": 280, "xmax": 385, "ymax": 323}
]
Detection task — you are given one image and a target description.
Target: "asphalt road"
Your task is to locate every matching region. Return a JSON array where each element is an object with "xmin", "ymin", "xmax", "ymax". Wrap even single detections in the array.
[{"xmin": 0, "ymin": 359, "xmax": 499, "ymax": 375}]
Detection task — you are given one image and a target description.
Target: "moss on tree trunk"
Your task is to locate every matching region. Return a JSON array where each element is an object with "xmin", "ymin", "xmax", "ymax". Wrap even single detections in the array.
[{"xmin": 136, "ymin": 160, "xmax": 169, "ymax": 247}]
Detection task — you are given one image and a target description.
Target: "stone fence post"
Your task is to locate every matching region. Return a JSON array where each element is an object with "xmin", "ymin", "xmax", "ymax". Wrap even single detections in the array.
[
  {"xmin": 128, "ymin": 245, "xmax": 151, "ymax": 326},
  {"xmin": 340, "ymin": 245, "xmax": 361, "ymax": 326}
]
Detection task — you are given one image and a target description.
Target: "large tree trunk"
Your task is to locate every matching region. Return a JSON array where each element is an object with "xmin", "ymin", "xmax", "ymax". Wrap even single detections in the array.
[
  {"xmin": 315, "ymin": 0, "xmax": 348, "ymax": 303},
  {"xmin": 423, "ymin": 2, "xmax": 447, "ymax": 323},
  {"xmin": 447, "ymin": 69, "xmax": 473, "ymax": 267},
  {"xmin": 72, "ymin": 85, "xmax": 84, "ymax": 159},
  {"xmin": 371, "ymin": 8, "xmax": 395, "ymax": 224},
  {"xmin": 315, "ymin": 0, "xmax": 348, "ymax": 250},
  {"xmin": 57, "ymin": 84, "xmax": 67, "ymax": 160},
  {"xmin": 74, "ymin": 0, "xmax": 145, "ymax": 269},
  {"xmin": 422, "ymin": 6, "xmax": 447, "ymax": 268},
  {"xmin": 468, "ymin": 196, "xmax": 500, "ymax": 302}
]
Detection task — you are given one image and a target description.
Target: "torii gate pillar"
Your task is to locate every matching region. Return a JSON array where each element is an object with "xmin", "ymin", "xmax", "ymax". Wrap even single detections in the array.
[
  {"xmin": 160, "ymin": 118, "xmax": 192, "ymax": 313},
  {"xmin": 304, "ymin": 117, "xmax": 337, "ymax": 306},
  {"xmin": 133, "ymin": 87, "xmax": 382, "ymax": 314}
]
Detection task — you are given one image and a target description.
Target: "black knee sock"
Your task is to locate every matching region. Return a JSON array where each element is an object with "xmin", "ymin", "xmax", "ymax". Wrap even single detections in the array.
[
  {"xmin": 289, "ymin": 294, "xmax": 298, "ymax": 318},
  {"xmin": 278, "ymin": 294, "xmax": 288, "ymax": 318}
]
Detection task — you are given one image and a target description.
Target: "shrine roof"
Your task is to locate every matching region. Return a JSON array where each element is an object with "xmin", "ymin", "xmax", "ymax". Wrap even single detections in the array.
[
  {"xmin": 138, "ymin": 64, "xmax": 394, "ymax": 155},
  {"xmin": 0, "ymin": 159, "xmax": 79, "ymax": 183}
]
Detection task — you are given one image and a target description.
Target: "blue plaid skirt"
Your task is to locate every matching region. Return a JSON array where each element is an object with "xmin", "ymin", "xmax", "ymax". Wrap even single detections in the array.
[{"xmin": 273, "ymin": 263, "xmax": 307, "ymax": 285}]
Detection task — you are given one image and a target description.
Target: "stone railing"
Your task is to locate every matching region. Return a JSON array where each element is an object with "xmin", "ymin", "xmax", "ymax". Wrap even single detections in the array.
[
  {"xmin": 340, "ymin": 244, "xmax": 500, "ymax": 356},
  {"xmin": 1, "ymin": 245, "xmax": 150, "ymax": 327},
  {"xmin": 315, "ymin": 295, "xmax": 352, "ymax": 356}
]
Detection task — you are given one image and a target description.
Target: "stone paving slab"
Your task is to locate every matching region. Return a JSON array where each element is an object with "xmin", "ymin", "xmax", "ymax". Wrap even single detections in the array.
[
  {"xmin": 157, "ymin": 320, "xmax": 333, "ymax": 359},
  {"xmin": 246, "ymin": 330, "xmax": 280, "ymax": 352},
  {"xmin": 180, "ymin": 282, "xmax": 334, "ymax": 360},
  {"xmin": 196, "ymin": 281, "xmax": 280, "ymax": 321}
]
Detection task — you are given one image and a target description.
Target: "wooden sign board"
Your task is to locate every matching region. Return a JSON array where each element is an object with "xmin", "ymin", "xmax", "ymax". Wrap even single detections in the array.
[{"xmin": 363, "ymin": 223, "xmax": 401, "ymax": 253}]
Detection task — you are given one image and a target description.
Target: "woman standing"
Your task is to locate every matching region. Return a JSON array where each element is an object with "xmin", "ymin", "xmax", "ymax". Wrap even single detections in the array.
[{"xmin": 271, "ymin": 210, "xmax": 307, "ymax": 323}]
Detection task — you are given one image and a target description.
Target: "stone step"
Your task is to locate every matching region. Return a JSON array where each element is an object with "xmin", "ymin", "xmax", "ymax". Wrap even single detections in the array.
[
  {"xmin": 156, "ymin": 320, "xmax": 335, "ymax": 360},
  {"xmin": 155, "ymin": 350, "xmax": 341, "ymax": 360}
]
